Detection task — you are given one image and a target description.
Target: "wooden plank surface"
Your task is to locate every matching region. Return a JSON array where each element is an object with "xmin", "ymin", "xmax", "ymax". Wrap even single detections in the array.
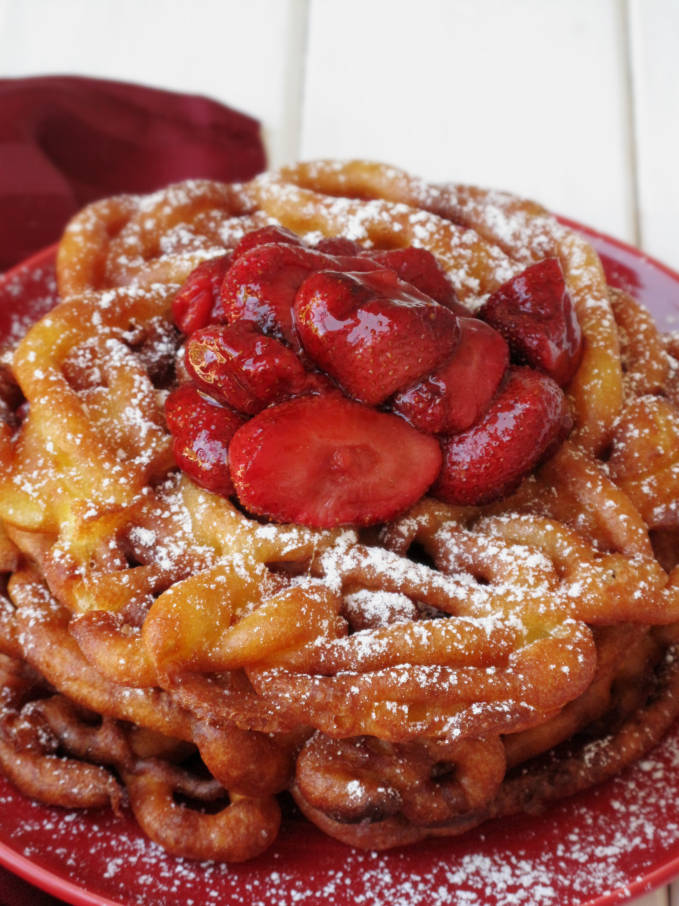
[
  {"xmin": 628, "ymin": 0, "xmax": 679, "ymax": 271},
  {"xmin": 0, "ymin": 0, "xmax": 308, "ymax": 165},
  {"xmin": 638, "ymin": 892, "xmax": 668, "ymax": 906},
  {"xmin": 301, "ymin": 0, "xmax": 635, "ymax": 244}
]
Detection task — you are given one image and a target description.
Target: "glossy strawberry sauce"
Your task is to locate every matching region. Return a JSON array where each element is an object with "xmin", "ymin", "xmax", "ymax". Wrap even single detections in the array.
[{"xmin": 168, "ymin": 226, "xmax": 580, "ymax": 527}]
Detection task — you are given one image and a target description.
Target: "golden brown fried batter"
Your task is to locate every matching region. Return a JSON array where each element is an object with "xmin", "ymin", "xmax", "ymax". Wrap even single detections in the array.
[{"xmin": 1, "ymin": 160, "xmax": 679, "ymax": 859}]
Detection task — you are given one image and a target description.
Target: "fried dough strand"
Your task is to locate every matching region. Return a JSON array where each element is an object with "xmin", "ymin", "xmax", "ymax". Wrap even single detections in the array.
[{"xmin": 1, "ymin": 160, "xmax": 678, "ymax": 858}]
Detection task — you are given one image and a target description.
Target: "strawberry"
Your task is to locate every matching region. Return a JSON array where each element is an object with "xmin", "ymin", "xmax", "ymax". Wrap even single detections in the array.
[
  {"xmin": 185, "ymin": 321, "xmax": 326, "ymax": 415},
  {"xmin": 362, "ymin": 246, "xmax": 462, "ymax": 311},
  {"xmin": 231, "ymin": 224, "xmax": 303, "ymax": 261},
  {"xmin": 314, "ymin": 242, "xmax": 461, "ymax": 309},
  {"xmin": 229, "ymin": 393, "xmax": 442, "ymax": 527},
  {"xmin": 479, "ymin": 258, "xmax": 582, "ymax": 386},
  {"xmin": 171, "ymin": 254, "xmax": 232, "ymax": 335},
  {"xmin": 392, "ymin": 317, "xmax": 509, "ymax": 434},
  {"xmin": 218, "ymin": 243, "xmax": 333, "ymax": 344},
  {"xmin": 294, "ymin": 269, "xmax": 459, "ymax": 406},
  {"xmin": 315, "ymin": 237, "xmax": 363, "ymax": 256},
  {"xmin": 432, "ymin": 367, "xmax": 569, "ymax": 505},
  {"xmin": 165, "ymin": 384, "xmax": 244, "ymax": 495}
]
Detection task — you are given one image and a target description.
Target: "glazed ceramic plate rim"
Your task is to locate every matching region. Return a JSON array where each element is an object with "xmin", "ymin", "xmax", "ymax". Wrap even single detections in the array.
[{"xmin": 1, "ymin": 224, "xmax": 679, "ymax": 906}]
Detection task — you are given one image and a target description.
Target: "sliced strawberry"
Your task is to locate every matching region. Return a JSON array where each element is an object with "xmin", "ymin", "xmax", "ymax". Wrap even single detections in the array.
[
  {"xmin": 315, "ymin": 237, "xmax": 363, "ymax": 256},
  {"xmin": 185, "ymin": 321, "xmax": 326, "ymax": 415},
  {"xmin": 218, "ymin": 243, "xmax": 333, "ymax": 344},
  {"xmin": 362, "ymin": 246, "xmax": 462, "ymax": 312},
  {"xmin": 392, "ymin": 317, "xmax": 509, "ymax": 434},
  {"xmin": 294, "ymin": 269, "xmax": 459, "ymax": 406},
  {"xmin": 231, "ymin": 224, "xmax": 303, "ymax": 262},
  {"xmin": 165, "ymin": 384, "xmax": 244, "ymax": 495},
  {"xmin": 229, "ymin": 394, "xmax": 442, "ymax": 527},
  {"xmin": 171, "ymin": 254, "xmax": 232, "ymax": 335},
  {"xmin": 318, "ymin": 241, "xmax": 460, "ymax": 308},
  {"xmin": 479, "ymin": 258, "xmax": 582, "ymax": 386},
  {"xmin": 432, "ymin": 367, "xmax": 569, "ymax": 505}
]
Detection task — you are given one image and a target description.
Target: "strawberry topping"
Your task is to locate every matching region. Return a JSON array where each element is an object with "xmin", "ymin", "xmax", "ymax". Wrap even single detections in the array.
[
  {"xmin": 185, "ymin": 321, "xmax": 326, "ymax": 415},
  {"xmin": 313, "ymin": 242, "xmax": 461, "ymax": 310},
  {"xmin": 479, "ymin": 258, "xmax": 582, "ymax": 386},
  {"xmin": 314, "ymin": 237, "xmax": 363, "ymax": 256},
  {"xmin": 229, "ymin": 394, "xmax": 442, "ymax": 527},
  {"xmin": 172, "ymin": 254, "xmax": 232, "ymax": 335},
  {"xmin": 362, "ymin": 247, "xmax": 462, "ymax": 312},
  {"xmin": 392, "ymin": 317, "xmax": 509, "ymax": 434},
  {"xmin": 433, "ymin": 367, "xmax": 570, "ymax": 505},
  {"xmin": 165, "ymin": 384, "xmax": 245, "ymax": 495},
  {"xmin": 218, "ymin": 243, "xmax": 332, "ymax": 344},
  {"xmin": 164, "ymin": 225, "xmax": 581, "ymax": 528},
  {"xmin": 231, "ymin": 224, "xmax": 303, "ymax": 261},
  {"xmin": 294, "ymin": 269, "xmax": 459, "ymax": 405}
]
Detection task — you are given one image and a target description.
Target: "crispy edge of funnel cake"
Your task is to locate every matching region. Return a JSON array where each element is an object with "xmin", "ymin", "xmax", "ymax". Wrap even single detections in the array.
[{"xmin": 1, "ymin": 161, "xmax": 679, "ymax": 860}]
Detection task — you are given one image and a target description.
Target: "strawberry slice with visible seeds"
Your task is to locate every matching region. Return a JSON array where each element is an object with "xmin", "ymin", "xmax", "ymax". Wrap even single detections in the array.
[
  {"xmin": 172, "ymin": 254, "xmax": 232, "ymax": 335},
  {"xmin": 295, "ymin": 269, "xmax": 459, "ymax": 406},
  {"xmin": 392, "ymin": 317, "xmax": 509, "ymax": 434},
  {"xmin": 229, "ymin": 393, "xmax": 442, "ymax": 527},
  {"xmin": 479, "ymin": 258, "xmax": 582, "ymax": 386},
  {"xmin": 165, "ymin": 384, "xmax": 244, "ymax": 495},
  {"xmin": 185, "ymin": 321, "xmax": 327, "ymax": 414},
  {"xmin": 432, "ymin": 367, "xmax": 569, "ymax": 505}
]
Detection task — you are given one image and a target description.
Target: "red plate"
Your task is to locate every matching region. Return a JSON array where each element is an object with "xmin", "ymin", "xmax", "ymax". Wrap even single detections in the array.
[{"xmin": 1, "ymin": 227, "xmax": 679, "ymax": 906}]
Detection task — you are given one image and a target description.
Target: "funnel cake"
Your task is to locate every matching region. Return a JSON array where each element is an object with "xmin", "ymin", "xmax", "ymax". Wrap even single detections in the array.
[{"xmin": 2, "ymin": 161, "xmax": 679, "ymax": 861}]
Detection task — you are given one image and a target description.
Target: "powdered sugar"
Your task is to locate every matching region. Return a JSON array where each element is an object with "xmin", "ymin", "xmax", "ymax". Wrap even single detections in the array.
[
  {"xmin": 3, "ymin": 717, "xmax": 679, "ymax": 905},
  {"xmin": 4, "ymin": 169, "xmax": 679, "ymax": 903}
]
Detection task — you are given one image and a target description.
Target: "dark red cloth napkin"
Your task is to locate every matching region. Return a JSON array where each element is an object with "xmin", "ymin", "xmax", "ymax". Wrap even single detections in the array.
[
  {"xmin": 0, "ymin": 866, "xmax": 64, "ymax": 905},
  {"xmin": 0, "ymin": 74, "xmax": 267, "ymax": 271},
  {"xmin": 0, "ymin": 74, "xmax": 265, "ymax": 903}
]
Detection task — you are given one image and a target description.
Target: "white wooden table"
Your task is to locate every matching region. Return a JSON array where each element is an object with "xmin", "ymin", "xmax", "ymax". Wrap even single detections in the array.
[{"xmin": 1, "ymin": 1, "xmax": 678, "ymax": 904}]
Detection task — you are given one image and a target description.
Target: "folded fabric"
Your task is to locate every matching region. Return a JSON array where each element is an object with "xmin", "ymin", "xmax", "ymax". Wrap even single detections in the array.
[
  {"xmin": 0, "ymin": 864, "xmax": 63, "ymax": 906},
  {"xmin": 0, "ymin": 75, "xmax": 266, "ymax": 271}
]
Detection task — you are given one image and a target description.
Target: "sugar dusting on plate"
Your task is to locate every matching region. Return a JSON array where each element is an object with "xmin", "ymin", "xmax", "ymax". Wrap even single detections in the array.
[{"xmin": 2, "ymin": 721, "xmax": 679, "ymax": 906}]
